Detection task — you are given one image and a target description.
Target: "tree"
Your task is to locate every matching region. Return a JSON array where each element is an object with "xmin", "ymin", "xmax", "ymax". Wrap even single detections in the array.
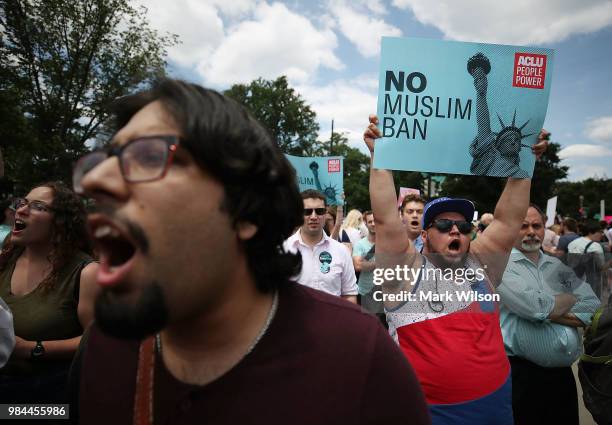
[
  {"xmin": 530, "ymin": 142, "xmax": 568, "ymax": 209},
  {"xmin": 555, "ymin": 178, "xmax": 612, "ymax": 219},
  {"xmin": 327, "ymin": 132, "xmax": 370, "ymax": 211},
  {"xmin": 394, "ymin": 171, "xmax": 425, "ymax": 199},
  {"xmin": 225, "ymin": 76, "xmax": 320, "ymax": 156},
  {"xmin": 0, "ymin": 0, "xmax": 177, "ymax": 191}
]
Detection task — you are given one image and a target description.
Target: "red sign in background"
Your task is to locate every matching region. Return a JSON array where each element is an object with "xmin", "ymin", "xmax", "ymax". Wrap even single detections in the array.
[{"xmin": 328, "ymin": 159, "xmax": 340, "ymax": 173}]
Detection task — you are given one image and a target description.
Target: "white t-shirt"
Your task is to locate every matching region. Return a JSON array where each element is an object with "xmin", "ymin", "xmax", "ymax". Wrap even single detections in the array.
[
  {"xmin": 342, "ymin": 227, "xmax": 363, "ymax": 245},
  {"xmin": 542, "ymin": 228, "xmax": 559, "ymax": 250},
  {"xmin": 568, "ymin": 236, "xmax": 605, "ymax": 268},
  {"xmin": 284, "ymin": 230, "xmax": 358, "ymax": 297}
]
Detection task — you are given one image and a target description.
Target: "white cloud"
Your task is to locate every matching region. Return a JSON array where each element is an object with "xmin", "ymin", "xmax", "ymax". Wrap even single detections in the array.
[
  {"xmin": 562, "ymin": 163, "xmax": 609, "ymax": 181},
  {"xmin": 297, "ymin": 75, "xmax": 378, "ymax": 150},
  {"xmin": 585, "ymin": 116, "xmax": 612, "ymax": 142},
  {"xmin": 559, "ymin": 144, "xmax": 612, "ymax": 159},
  {"xmin": 201, "ymin": 2, "xmax": 343, "ymax": 87},
  {"xmin": 210, "ymin": 0, "xmax": 256, "ymax": 17},
  {"xmin": 329, "ymin": 0, "xmax": 402, "ymax": 58},
  {"xmin": 138, "ymin": 0, "xmax": 226, "ymax": 68},
  {"xmin": 391, "ymin": 0, "xmax": 612, "ymax": 44}
]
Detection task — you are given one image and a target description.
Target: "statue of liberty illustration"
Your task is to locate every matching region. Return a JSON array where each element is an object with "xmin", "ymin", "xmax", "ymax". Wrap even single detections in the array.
[
  {"xmin": 309, "ymin": 161, "xmax": 339, "ymax": 205},
  {"xmin": 468, "ymin": 52, "xmax": 533, "ymax": 178}
]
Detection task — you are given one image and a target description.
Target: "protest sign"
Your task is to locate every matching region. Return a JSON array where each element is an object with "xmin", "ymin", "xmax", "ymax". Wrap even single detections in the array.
[
  {"xmin": 285, "ymin": 154, "xmax": 344, "ymax": 205},
  {"xmin": 397, "ymin": 187, "xmax": 421, "ymax": 208},
  {"xmin": 545, "ymin": 196, "xmax": 557, "ymax": 227},
  {"xmin": 374, "ymin": 37, "xmax": 554, "ymax": 178}
]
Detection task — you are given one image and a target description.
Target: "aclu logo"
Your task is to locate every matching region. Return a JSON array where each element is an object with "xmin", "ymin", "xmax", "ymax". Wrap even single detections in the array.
[
  {"xmin": 513, "ymin": 53, "xmax": 547, "ymax": 89},
  {"xmin": 328, "ymin": 159, "xmax": 341, "ymax": 173}
]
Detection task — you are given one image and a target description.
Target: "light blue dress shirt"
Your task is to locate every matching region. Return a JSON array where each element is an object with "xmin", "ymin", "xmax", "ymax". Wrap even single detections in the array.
[
  {"xmin": 413, "ymin": 235, "xmax": 423, "ymax": 253},
  {"xmin": 0, "ymin": 225, "xmax": 11, "ymax": 246},
  {"xmin": 497, "ymin": 248, "xmax": 600, "ymax": 367}
]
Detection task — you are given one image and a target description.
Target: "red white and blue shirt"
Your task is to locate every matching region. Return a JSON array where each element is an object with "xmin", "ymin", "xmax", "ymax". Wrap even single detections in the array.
[{"xmin": 385, "ymin": 257, "xmax": 513, "ymax": 425}]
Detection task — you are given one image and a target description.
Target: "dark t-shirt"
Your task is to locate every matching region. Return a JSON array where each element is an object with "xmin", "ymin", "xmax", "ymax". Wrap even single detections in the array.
[
  {"xmin": 557, "ymin": 232, "xmax": 579, "ymax": 253},
  {"xmin": 74, "ymin": 284, "xmax": 429, "ymax": 425}
]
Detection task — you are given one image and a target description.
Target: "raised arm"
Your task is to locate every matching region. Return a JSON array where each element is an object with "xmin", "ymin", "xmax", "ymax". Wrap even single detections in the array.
[
  {"xmin": 364, "ymin": 115, "xmax": 413, "ymax": 255},
  {"xmin": 472, "ymin": 129, "xmax": 549, "ymax": 284},
  {"xmin": 330, "ymin": 203, "xmax": 343, "ymax": 241}
]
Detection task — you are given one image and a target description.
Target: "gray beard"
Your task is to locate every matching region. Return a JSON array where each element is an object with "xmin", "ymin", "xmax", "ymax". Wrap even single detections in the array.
[{"xmin": 521, "ymin": 241, "xmax": 542, "ymax": 252}]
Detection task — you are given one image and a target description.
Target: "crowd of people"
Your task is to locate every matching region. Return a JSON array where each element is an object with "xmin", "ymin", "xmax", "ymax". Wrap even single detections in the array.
[{"xmin": 0, "ymin": 79, "xmax": 610, "ymax": 425}]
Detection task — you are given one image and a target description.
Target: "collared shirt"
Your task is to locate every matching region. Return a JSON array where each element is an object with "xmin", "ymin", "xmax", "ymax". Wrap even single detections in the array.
[
  {"xmin": 0, "ymin": 297, "xmax": 14, "ymax": 368},
  {"xmin": 497, "ymin": 248, "xmax": 600, "ymax": 367},
  {"xmin": 0, "ymin": 225, "xmax": 10, "ymax": 246},
  {"xmin": 352, "ymin": 237, "xmax": 375, "ymax": 296},
  {"xmin": 413, "ymin": 235, "xmax": 423, "ymax": 253},
  {"xmin": 284, "ymin": 229, "xmax": 357, "ymax": 297}
]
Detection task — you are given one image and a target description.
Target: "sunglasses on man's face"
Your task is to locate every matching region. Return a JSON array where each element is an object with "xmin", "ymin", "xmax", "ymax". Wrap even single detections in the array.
[
  {"xmin": 428, "ymin": 219, "xmax": 473, "ymax": 234},
  {"xmin": 304, "ymin": 208, "xmax": 327, "ymax": 216}
]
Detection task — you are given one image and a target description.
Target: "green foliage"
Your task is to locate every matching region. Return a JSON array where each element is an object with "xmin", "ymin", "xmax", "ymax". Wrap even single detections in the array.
[
  {"xmin": 394, "ymin": 171, "xmax": 425, "ymax": 199},
  {"xmin": 225, "ymin": 76, "xmax": 320, "ymax": 156},
  {"xmin": 530, "ymin": 142, "xmax": 568, "ymax": 209},
  {"xmin": 439, "ymin": 174, "xmax": 504, "ymax": 214},
  {"xmin": 327, "ymin": 132, "xmax": 370, "ymax": 211},
  {"xmin": 555, "ymin": 178, "xmax": 612, "ymax": 219},
  {"xmin": 0, "ymin": 0, "xmax": 177, "ymax": 192}
]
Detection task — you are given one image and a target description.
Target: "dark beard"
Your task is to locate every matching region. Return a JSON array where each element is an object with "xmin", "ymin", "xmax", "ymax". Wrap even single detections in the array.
[{"xmin": 94, "ymin": 282, "xmax": 169, "ymax": 340}]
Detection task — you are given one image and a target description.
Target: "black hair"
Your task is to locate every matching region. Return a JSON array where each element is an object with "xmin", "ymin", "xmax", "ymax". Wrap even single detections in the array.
[
  {"xmin": 111, "ymin": 79, "xmax": 303, "ymax": 293},
  {"xmin": 0, "ymin": 199, "xmax": 10, "ymax": 223},
  {"xmin": 0, "ymin": 182, "xmax": 92, "ymax": 291},
  {"xmin": 300, "ymin": 189, "xmax": 326, "ymax": 206},
  {"xmin": 563, "ymin": 217, "xmax": 578, "ymax": 233},
  {"xmin": 582, "ymin": 220, "xmax": 602, "ymax": 236}
]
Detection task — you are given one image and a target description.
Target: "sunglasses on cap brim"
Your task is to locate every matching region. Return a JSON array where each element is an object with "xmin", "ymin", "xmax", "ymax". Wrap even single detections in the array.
[{"xmin": 428, "ymin": 219, "xmax": 473, "ymax": 234}]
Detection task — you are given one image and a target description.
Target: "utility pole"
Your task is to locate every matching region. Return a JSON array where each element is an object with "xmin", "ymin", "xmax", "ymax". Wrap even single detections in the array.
[{"xmin": 330, "ymin": 119, "xmax": 334, "ymax": 156}]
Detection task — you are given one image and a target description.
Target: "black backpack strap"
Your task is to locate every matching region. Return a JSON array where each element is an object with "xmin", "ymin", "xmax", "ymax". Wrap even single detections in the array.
[{"xmin": 584, "ymin": 240, "xmax": 594, "ymax": 254}]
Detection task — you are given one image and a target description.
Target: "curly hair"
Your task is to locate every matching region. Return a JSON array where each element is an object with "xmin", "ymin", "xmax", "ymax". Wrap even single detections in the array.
[{"xmin": 0, "ymin": 182, "xmax": 91, "ymax": 292}]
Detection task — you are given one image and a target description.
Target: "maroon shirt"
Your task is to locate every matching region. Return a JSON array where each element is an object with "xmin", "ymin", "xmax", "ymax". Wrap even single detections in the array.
[{"xmin": 75, "ymin": 284, "xmax": 429, "ymax": 425}]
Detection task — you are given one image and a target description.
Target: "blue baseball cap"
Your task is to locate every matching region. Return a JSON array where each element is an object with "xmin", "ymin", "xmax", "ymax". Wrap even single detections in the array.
[{"xmin": 422, "ymin": 197, "xmax": 475, "ymax": 229}]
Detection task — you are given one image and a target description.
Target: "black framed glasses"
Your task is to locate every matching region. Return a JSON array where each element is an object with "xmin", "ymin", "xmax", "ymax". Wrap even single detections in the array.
[
  {"xmin": 304, "ymin": 208, "xmax": 327, "ymax": 216},
  {"xmin": 12, "ymin": 198, "xmax": 54, "ymax": 213},
  {"xmin": 428, "ymin": 219, "xmax": 473, "ymax": 234},
  {"xmin": 72, "ymin": 135, "xmax": 180, "ymax": 193}
]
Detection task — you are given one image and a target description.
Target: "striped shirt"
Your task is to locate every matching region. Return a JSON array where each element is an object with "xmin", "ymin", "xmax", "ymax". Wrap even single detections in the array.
[{"xmin": 497, "ymin": 249, "xmax": 600, "ymax": 367}]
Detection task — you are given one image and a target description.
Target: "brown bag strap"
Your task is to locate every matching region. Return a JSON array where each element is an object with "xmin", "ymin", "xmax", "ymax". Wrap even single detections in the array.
[{"xmin": 134, "ymin": 336, "xmax": 156, "ymax": 425}]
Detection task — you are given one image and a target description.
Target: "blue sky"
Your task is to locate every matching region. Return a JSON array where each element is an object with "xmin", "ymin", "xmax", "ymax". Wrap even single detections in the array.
[{"xmin": 139, "ymin": 0, "xmax": 612, "ymax": 181}]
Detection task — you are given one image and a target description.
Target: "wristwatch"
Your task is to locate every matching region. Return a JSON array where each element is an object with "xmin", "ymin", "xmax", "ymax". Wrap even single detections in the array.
[{"xmin": 31, "ymin": 341, "xmax": 45, "ymax": 359}]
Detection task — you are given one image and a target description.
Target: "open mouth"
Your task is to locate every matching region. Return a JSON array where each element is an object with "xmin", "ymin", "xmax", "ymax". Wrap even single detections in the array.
[
  {"xmin": 410, "ymin": 220, "xmax": 419, "ymax": 227},
  {"xmin": 448, "ymin": 239, "xmax": 461, "ymax": 253},
  {"xmin": 89, "ymin": 216, "xmax": 138, "ymax": 287},
  {"xmin": 13, "ymin": 219, "xmax": 27, "ymax": 232}
]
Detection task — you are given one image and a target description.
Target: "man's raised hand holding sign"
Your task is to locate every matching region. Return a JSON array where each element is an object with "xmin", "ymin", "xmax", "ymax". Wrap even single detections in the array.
[{"xmin": 364, "ymin": 113, "xmax": 549, "ymax": 425}]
